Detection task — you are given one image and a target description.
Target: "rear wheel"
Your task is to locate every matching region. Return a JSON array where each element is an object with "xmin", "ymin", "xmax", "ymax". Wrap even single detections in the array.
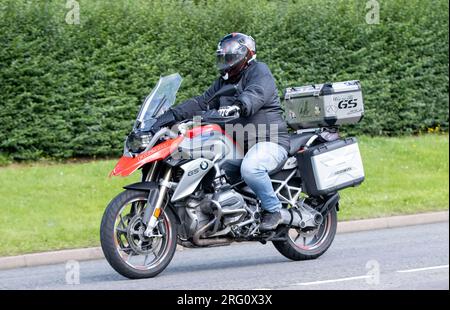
[
  {"xmin": 100, "ymin": 190, "xmax": 177, "ymax": 279},
  {"xmin": 273, "ymin": 207, "xmax": 337, "ymax": 260}
]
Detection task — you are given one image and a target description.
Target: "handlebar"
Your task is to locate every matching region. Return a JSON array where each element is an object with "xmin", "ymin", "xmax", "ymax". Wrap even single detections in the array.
[{"xmin": 200, "ymin": 109, "xmax": 240, "ymax": 125}]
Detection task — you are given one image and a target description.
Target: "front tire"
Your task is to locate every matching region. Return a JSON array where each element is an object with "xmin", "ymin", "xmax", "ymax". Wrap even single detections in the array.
[
  {"xmin": 273, "ymin": 207, "xmax": 337, "ymax": 261},
  {"xmin": 100, "ymin": 190, "xmax": 177, "ymax": 279}
]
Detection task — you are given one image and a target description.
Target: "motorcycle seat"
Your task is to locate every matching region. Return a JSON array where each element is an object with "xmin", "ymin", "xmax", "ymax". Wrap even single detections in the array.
[{"xmin": 288, "ymin": 132, "xmax": 316, "ymax": 156}]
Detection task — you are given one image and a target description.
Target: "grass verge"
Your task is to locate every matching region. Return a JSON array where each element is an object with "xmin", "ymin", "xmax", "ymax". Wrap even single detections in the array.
[{"xmin": 0, "ymin": 135, "xmax": 448, "ymax": 256}]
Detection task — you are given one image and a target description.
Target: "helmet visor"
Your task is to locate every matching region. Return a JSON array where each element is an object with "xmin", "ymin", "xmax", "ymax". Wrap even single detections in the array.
[
  {"xmin": 216, "ymin": 40, "xmax": 247, "ymax": 72},
  {"xmin": 216, "ymin": 52, "xmax": 245, "ymax": 72}
]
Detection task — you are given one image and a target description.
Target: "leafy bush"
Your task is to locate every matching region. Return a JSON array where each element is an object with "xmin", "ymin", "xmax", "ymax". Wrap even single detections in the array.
[{"xmin": 0, "ymin": 0, "xmax": 448, "ymax": 160}]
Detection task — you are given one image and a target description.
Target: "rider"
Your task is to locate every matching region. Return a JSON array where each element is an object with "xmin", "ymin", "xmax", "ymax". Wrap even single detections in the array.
[{"xmin": 152, "ymin": 33, "xmax": 290, "ymax": 231}]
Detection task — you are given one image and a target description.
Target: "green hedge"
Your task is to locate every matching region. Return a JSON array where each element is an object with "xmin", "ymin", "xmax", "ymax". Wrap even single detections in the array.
[{"xmin": 0, "ymin": 0, "xmax": 448, "ymax": 160}]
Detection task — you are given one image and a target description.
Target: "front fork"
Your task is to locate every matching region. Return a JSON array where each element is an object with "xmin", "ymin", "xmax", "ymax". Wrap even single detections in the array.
[{"xmin": 142, "ymin": 162, "xmax": 173, "ymax": 237}]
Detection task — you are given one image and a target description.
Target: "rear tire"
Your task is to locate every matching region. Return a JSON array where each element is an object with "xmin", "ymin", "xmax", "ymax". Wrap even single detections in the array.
[
  {"xmin": 273, "ymin": 207, "xmax": 337, "ymax": 261},
  {"xmin": 100, "ymin": 190, "xmax": 177, "ymax": 279}
]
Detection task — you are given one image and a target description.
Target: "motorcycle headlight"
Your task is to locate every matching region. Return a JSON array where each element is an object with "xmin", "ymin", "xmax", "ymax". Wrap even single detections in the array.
[{"xmin": 126, "ymin": 131, "xmax": 152, "ymax": 153}]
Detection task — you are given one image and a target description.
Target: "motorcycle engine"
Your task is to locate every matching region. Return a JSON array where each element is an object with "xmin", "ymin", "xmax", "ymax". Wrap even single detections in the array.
[
  {"xmin": 208, "ymin": 189, "xmax": 247, "ymax": 226},
  {"xmin": 180, "ymin": 189, "xmax": 247, "ymax": 239}
]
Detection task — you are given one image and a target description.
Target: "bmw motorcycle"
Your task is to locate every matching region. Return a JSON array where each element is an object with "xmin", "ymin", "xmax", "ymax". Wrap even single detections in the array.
[{"xmin": 100, "ymin": 73, "xmax": 364, "ymax": 279}]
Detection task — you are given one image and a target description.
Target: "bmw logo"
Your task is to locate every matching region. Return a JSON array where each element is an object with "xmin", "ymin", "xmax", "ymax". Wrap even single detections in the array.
[{"xmin": 200, "ymin": 161, "xmax": 209, "ymax": 170}]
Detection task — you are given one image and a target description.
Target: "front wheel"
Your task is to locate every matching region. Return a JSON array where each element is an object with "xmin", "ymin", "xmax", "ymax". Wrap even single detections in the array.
[
  {"xmin": 273, "ymin": 207, "xmax": 337, "ymax": 261},
  {"xmin": 100, "ymin": 190, "xmax": 177, "ymax": 279}
]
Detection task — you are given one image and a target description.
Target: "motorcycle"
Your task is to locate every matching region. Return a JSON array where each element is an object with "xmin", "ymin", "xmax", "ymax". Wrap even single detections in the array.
[{"xmin": 100, "ymin": 73, "xmax": 365, "ymax": 279}]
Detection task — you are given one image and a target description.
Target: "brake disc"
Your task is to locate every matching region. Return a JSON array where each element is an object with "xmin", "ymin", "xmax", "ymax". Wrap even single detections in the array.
[{"xmin": 126, "ymin": 212, "xmax": 161, "ymax": 255}]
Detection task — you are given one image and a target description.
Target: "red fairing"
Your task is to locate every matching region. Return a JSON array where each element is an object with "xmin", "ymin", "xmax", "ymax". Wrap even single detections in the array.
[
  {"xmin": 111, "ymin": 124, "xmax": 235, "ymax": 177},
  {"xmin": 110, "ymin": 136, "xmax": 184, "ymax": 177}
]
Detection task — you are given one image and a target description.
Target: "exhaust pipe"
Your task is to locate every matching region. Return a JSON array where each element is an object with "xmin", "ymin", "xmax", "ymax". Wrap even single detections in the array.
[
  {"xmin": 313, "ymin": 213, "xmax": 324, "ymax": 226},
  {"xmin": 192, "ymin": 218, "xmax": 232, "ymax": 246},
  {"xmin": 280, "ymin": 202, "xmax": 323, "ymax": 230}
]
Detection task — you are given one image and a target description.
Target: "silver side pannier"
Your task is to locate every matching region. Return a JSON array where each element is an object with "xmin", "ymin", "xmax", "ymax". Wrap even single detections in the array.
[
  {"xmin": 297, "ymin": 137, "xmax": 365, "ymax": 196},
  {"xmin": 283, "ymin": 80, "xmax": 364, "ymax": 129}
]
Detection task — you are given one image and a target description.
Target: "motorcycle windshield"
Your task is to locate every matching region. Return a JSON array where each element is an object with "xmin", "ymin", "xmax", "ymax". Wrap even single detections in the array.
[{"xmin": 134, "ymin": 73, "xmax": 182, "ymax": 131}]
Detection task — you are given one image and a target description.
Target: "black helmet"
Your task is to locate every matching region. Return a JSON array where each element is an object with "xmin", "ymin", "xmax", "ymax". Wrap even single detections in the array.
[{"xmin": 216, "ymin": 33, "xmax": 256, "ymax": 80}]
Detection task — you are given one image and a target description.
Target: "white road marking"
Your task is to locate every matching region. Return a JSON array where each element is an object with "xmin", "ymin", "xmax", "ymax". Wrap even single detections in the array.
[
  {"xmin": 291, "ymin": 275, "xmax": 371, "ymax": 286},
  {"xmin": 253, "ymin": 265, "xmax": 450, "ymax": 289},
  {"xmin": 396, "ymin": 265, "xmax": 449, "ymax": 273}
]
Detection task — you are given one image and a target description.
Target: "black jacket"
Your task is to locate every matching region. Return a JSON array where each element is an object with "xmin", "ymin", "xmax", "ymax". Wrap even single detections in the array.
[{"xmin": 172, "ymin": 61, "xmax": 290, "ymax": 153}]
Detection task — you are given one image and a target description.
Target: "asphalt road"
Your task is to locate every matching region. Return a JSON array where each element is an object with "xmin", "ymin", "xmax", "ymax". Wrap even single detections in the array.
[{"xmin": 0, "ymin": 223, "xmax": 448, "ymax": 290}]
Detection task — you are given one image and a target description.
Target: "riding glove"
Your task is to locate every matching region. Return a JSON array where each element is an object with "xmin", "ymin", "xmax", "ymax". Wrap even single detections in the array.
[{"xmin": 218, "ymin": 104, "xmax": 241, "ymax": 117}]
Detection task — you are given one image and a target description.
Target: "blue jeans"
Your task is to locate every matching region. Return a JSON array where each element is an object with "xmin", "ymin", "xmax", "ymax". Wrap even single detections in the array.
[{"xmin": 222, "ymin": 142, "xmax": 288, "ymax": 213}]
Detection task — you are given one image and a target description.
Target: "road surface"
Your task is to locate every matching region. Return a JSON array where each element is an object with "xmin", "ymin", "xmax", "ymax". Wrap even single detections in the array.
[{"xmin": 0, "ymin": 222, "xmax": 448, "ymax": 290}]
